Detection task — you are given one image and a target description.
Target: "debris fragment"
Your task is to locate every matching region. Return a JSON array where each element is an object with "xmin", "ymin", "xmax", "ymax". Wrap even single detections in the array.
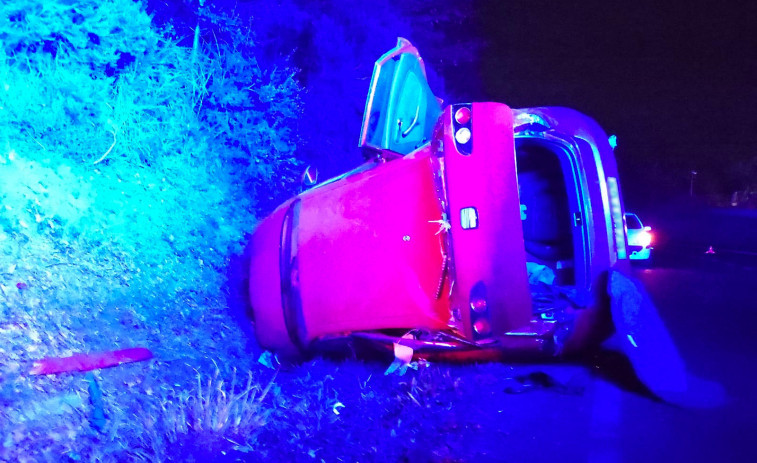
[
  {"xmin": 384, "ymin": 331, "xmax": 429, "ymax": 376},
  {"xmin": 29, "ymin": 347, "xmax": 153, "ymax": 375},
  {"xmin": 526, "ymin": 262, "xmax": 555, "ymax": 285},
  {"xmin": 384, "ymin": 333, "xmax": 415, "ymax": 376},
  {"xmin": 332, "ymin": 402, "xmax": 345, "ymax": 415},
  {"xmin": 257, "ymin": 351, "xmax": 279, "ymax": 370}
]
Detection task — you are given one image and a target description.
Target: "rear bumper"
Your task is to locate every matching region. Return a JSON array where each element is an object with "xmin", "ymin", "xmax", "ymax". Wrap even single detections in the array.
[
  {"xmin": 629, "ymin": 246, "xmax": 652, "ymax": 260},
  {"xmin": 248, "ymin": 200, "xmax": 300, "ymax": 355}
]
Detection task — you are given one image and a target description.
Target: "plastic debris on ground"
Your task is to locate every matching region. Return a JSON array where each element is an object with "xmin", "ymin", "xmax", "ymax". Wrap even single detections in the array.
[
  {"xmin": 258, "ymin": 351, "xmax": 279, "ymax": 370},
  {"xmin": 384, "ymin": 332, "xmax": 430, "ymax": 376},
  {"xmin": 29, "ymin": 347, "xmax": 153, "ymax": 375},
  {"xmin": 332, "ymin": 402, "xmax": 345, "ymax": 415}
]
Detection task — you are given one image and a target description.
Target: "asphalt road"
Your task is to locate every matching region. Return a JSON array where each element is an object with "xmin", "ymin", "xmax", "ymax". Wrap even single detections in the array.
[
  {"xmin": 617, "ymin": 253, "xmax": 757, "ymax": 462},
  {"xmin": 484, "ymin": 252, "xmax": 757, "ymax": 463},
  {"xmin": 553, "ymin": 250, "xmax": 757, "ymax": 462}
]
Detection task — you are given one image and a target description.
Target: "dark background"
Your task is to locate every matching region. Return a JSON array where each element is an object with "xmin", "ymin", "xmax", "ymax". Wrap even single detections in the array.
[
  {"xmin": 396, "ymin": 0, "xmax": 757, "ymax": 254},
  {"xmin": 455, "ymin": 0, "xmax": 755, "ymax": 210},
  {"xmin": 398, "ymin": 0, "xmax": 755, "ymax": 210}
]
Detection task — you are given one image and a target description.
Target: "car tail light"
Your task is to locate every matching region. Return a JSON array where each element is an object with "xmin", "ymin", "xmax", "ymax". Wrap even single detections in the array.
[
  {"xmin": 454, "ymin": 107, "xmax": 471, "ymax": 124},
  {"xmin": 452, "ymin": 104, "xmax": 472, "ymax": 155},
  {"xmin": 470, "ymin": 297, "xmax": 487, "ymax": 313},
  {"xmin": 455, "ymin": 127, "xmax": 471, "ymax": 144},
  {"xmin": 469, "ymin": 282, "xmax": 491, "ymax": 340},
  {"xmin": 473, "ymin": 319, "xmax": 491, "ymax": 335}
]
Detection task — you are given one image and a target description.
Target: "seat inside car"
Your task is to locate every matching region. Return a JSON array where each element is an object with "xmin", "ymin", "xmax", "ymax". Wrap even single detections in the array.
[{"xmin": 516, "ymin": 142, "xmax": 574, "ymax": 266}]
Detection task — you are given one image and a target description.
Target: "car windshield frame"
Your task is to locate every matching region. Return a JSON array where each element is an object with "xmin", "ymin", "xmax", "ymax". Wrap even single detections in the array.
[{"xmin": 625, "ymin": 213, "xmax": 642, "ymax": 230}]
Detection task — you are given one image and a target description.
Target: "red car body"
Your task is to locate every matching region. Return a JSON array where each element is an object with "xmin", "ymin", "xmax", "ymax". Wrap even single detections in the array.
[{"xmin": 248, "ymin": 39, "xmax": 631, "ymax": 360}]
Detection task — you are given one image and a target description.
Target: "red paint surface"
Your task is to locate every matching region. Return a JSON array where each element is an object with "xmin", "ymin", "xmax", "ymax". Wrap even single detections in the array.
[
  {"xmin": 297, "ymin": 148, "xmax": 450, "ymax": 341},
  {"xmin": 29, "ymin": 347, "xmax": 153, "ymax": 375},
  {"xmin": 442, "ymin": 103, "xmax": 532, "ymax": 337}
]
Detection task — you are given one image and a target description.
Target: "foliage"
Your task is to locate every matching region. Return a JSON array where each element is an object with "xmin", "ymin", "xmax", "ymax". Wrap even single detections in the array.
[
  {"xmin": 279, "ymin": 0, "xmax": 416, "ymax": 178},
  {"xmin": 197, "ymin": 14, "xmax": 303, "ymax": 208},
  {"xmin": 0, "ymin": 0, "xmax": 300, "ymax": 460},
  {"xmin": 0, "ymin": 0, "xmax": 302, "ymax": 199},
  {"xmin": 237, "ymin": 0, "xmax": 462, "ymax": 179},
  {"xmin": 173, "ymin": 0, "xmax": 419, "ymax": 179},
  {"xmin": 0, "ymin": 0, "xmax": 478, "ymax": 461},
  {"xmin": 725, "ymin": 156, "xmax": 757, "ymax": 207},
  {"xmin": 0, "ymin": 0, "xmax": 302, "ymax": 311},
  {"xmin": 145, "ymin": 0, "xmax": 461, "ymax": 182}
]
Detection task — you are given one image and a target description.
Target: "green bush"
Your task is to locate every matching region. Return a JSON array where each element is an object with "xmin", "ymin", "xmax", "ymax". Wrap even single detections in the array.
[
  {"xmin": 0, "ymin": 3, "xmax": 300, "ymax": 458},
  {"xmin": 0, "ymin": 0, "xmax": 301, "ymax": 321}
]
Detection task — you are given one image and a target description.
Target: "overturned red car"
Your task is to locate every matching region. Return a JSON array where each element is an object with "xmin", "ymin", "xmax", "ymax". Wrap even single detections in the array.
[{"xmin": 248, "ymin": 39, "xmax": 634, "ymax": 362}]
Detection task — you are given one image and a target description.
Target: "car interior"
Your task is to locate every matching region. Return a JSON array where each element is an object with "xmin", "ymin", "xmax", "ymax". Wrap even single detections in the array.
[{"xmin": 515, "ymin": 140, "xmax": 576, "ymax": 288}]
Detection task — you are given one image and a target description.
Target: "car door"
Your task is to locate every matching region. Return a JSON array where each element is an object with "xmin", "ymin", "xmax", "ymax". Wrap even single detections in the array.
[
  {"xmin": 357, "ymin": 38, "xmax": 532, "ymax": 341},
  {"xmin": 359, "ymin": 38, "xmax": 442, "ymax": 155}
]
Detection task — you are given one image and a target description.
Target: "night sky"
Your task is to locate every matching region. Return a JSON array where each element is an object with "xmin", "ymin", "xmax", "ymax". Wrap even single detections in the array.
[{"xmin": 467, "ymin": 0, "xmax": 755, "ymax": 206}]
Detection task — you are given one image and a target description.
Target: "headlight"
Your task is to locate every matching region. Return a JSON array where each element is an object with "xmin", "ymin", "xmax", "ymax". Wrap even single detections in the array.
[{"xmin": 640, "ymin": 230, "xmax": 652, "ymax": 247}]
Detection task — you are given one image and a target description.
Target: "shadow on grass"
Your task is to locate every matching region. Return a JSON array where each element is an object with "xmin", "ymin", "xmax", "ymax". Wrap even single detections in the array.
[{"xmin": 223, "ymin": 234, "xmax": 260, "ymax": 355}]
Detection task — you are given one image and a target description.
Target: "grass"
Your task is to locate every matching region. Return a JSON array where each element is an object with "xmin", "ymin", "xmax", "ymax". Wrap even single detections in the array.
[
  {"xmin": 0, "ymin": 297, "xmax": 597, "ymax": 463},
  {"xmin": 0, "ymin": 295, "xmax": 270, "ymax": 462}
]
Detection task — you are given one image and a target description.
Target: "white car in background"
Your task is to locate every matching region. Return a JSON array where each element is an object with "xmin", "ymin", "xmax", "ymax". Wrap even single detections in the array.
[{"xmin": 625, "ymin": 212, "xmax": 653, "ymax": 260}]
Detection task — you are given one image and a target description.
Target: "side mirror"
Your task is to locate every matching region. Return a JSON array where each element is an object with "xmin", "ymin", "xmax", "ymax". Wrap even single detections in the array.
[
  {"xmin": 301, "ymin": 165, "xmax": 319, "ymax": 189},
  {"xmin": 608, "ymin": 134, "xmax": 618, "ymax": 151},
  {"xmin": 643, "ymin": 226, "xmax": 651, "ymax": 232}
]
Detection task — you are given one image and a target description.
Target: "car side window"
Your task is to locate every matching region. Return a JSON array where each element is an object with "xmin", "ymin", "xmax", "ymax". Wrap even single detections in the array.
[{"xmin": 625, "ymin": 214, "xmax": 642, "ymax": 229}]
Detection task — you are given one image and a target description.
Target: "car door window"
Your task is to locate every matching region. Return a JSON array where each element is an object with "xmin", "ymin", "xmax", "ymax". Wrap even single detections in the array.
[{"xmin": 359, "ymin": 38, "xmax": 441, "ymax": 155}]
